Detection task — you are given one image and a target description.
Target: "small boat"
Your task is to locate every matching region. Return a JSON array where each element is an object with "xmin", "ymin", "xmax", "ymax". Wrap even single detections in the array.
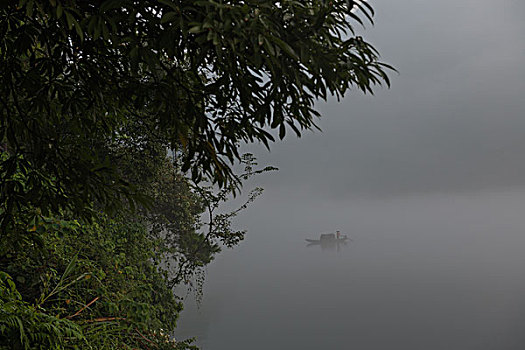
[{"xmin": 305, "ymin": 232, "xmax": 348, "ymax": 244}]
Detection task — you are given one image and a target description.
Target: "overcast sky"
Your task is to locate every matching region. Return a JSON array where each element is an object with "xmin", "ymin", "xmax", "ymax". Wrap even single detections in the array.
[{"xmin": 244, "ymin": 0, "xmax": 525, "ymax": 199}]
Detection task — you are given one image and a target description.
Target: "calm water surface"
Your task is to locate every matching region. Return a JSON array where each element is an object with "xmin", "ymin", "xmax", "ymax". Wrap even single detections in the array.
[{"xmin": 174, "ymin": 189, "xmax": 525, "ymax": 350}]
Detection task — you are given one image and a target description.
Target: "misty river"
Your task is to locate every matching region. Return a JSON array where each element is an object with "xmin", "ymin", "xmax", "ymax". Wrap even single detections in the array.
[{"xmin": 174, "ymin": 188, "xmax": 525, "ymax": 350}]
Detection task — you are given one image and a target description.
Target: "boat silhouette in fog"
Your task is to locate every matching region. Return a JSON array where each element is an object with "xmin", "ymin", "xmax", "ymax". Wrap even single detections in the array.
[{"xmin": 305, "ymin": 231, "xmax": 349, "ymax": 245}]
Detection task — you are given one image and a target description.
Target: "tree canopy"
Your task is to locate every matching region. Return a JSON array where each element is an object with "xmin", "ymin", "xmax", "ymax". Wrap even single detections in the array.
[{"xmin": 1, "ymin": 0, "xmax": 391, "ymax": 223}]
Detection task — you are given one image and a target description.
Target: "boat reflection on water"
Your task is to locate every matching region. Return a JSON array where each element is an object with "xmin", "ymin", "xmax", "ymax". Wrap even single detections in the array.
[{"xmin": 305, "ymin": 231, "xmax": 351, "ymax": 251}]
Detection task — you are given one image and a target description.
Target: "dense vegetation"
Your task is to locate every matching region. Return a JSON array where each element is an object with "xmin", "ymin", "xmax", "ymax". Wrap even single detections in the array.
[{"xmin": 1, "ymin": 0, "xmax": 391, "ymax": 348}]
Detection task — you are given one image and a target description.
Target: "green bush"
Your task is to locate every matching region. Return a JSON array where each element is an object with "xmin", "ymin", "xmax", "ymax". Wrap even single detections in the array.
[{"xmin": 0, "ymin": 212, "xmax": 196, "ymax": 349}]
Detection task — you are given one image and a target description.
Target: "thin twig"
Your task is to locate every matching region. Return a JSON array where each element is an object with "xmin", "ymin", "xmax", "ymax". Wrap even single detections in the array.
[
  {"xmin": 66, "ymin": 296, "xmax": 100, "ymax": 319},
  {"xmin": 135, "ymin": 327, "xmax": 157, "ymax": 349},
  {"xmin": 82, "ymin": 317, "xmax": 126, "ymax": 323}
]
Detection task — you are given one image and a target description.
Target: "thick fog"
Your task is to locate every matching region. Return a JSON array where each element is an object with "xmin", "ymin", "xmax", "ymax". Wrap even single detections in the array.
[
  {"xmin": 175, "ymin": 1, "xmax": 525, "ymax": 349},
  {"xmin": 245, "ymin": 0, "xmax": 525, "ymax": 198}
]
